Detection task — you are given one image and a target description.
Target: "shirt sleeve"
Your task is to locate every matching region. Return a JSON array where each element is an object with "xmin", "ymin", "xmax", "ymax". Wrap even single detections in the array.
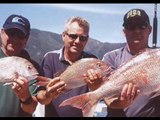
[
  {"xmin": 102, "ymin": 52, "xmax": 116, "ymax": 70},
  {"xmin": 42, "ymin": 54, "xmax": 54, "ymax": 78}
]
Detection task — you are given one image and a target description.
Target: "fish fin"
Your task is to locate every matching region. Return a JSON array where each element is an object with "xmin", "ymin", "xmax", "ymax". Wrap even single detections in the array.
[
  {"xmin": 104, "ymin": 97, "xmax": 118, "ymax": 107},
  {"xmin": 59, "ymin": 92, "xmax": 98, "ymax": 117},
  {"xmin": 150, "ymin": 89, "xmax": 160, "ymax": 99},
  {"xmin": 34, "ymin": 76, "xmax": 51, "ymax": 86},
  {"xmin": 34, "ymin": 81, "xmax": 48, "ymax": 86},
  {"xmin": 28, "ymin": 79, "xmax": 38, "ymax": 86},
  {"xmin": 104, "ymin": 97, "xmax": 132, "ymax": 109},
  {"xmin": 101, "ymin": 66, "xmax": 112, "ymax": 78},
  {"xmin": 3, "ymin": 82, "xmax": 13, "ymax": 86}
]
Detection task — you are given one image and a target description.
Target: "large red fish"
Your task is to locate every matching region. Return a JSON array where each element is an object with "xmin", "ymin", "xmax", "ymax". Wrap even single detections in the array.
[{"xmin": 59, "ymin": 48, "xmax": 160, "ymax": 117}]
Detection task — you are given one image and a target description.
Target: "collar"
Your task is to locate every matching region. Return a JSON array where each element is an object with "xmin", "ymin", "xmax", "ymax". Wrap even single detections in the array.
[
  {"xmin": 126, "ymin": 44, "xmax": 150, "ymax": 55},
  {"xmin": 59, "ymin": 46, "xmax": 86, "ymax": 65}
]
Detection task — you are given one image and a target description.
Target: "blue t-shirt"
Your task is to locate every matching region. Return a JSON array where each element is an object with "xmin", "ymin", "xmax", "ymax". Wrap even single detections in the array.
[{"xmin": 42, "ymin": 47, "xmax": 97, "ymax": 117}]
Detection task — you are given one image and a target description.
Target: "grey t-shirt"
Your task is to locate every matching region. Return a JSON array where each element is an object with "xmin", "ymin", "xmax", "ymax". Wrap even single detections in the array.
[
  {"xmin": 102, "ymin": 45, "xmax": 133, "ymax": 70},
  {"xmin": 102, "ymin": 45, "xmax": 160, "ymax": 117}
]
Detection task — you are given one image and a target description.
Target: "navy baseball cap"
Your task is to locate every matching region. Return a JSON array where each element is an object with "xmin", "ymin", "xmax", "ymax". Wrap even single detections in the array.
[
  {"xmin": 123, "ymin": 9, "xmax": 150, "ymax": 27},
  {"xmin": 3, "ymin": 14, "xmax": 30, "ymax": 37}
]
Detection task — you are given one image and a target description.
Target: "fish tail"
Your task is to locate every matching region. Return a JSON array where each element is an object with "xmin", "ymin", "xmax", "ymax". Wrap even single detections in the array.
[{"xmin": 59, "ymin": 92, "xmax": 98, "ymax": 117}]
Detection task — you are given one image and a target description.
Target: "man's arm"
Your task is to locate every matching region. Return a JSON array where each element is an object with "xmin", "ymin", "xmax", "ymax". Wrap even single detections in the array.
[
  {"xmin": 20, "ymin": 96, "xmax": 38, "ymax": 114},
  {"xmin": 11, "ymin": 76, "xmax": 38, "ymax": 114}
]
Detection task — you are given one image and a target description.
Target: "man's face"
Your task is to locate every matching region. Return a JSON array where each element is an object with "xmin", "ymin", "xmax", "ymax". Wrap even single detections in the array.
[
  {"xmin": 123, "ymin": 22, "xmax": 152, "ymax": 54},
  {"xmin": 0, "ymin": 28, "xmax": 28, "ymax": 56},
  {"xmin": 62, "ymin": 22, "xmax": 89, "ymax": 54}
]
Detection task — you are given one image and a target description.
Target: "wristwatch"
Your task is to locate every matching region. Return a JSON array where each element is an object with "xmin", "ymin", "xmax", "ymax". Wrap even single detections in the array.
[{"xmin": 20, "ymin": 96, "xmax": 33, "ymax": 105}]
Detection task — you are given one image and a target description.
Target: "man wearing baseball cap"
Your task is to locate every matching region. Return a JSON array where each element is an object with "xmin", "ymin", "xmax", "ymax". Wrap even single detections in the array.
[
  {"xmin": 3, "ymin": 14, "xmax": 30, "ymax": 37},
  {"xmin": 123, "ymin": 9, "xmax": 150, "ymax": 28},
  {"xmin": 82, "ymin": 9, "xmax": 151, "ymax": 117},
  {"xmin": 1, "ymin": 14, "xmax": 31, "ymax": 56},
  {"xmin": 121, "ymin": 8, "xmax": 151, "ymax": 55},
  {"xmin": 102, "ymin": 8, "xmax": 160, "ymax": 117},
  {"xmin": 0, "ymin": 14, "xmax": 40, "ymax": 117}
]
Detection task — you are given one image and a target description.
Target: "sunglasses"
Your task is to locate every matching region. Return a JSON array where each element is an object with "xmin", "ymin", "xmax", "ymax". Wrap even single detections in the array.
[
  {"xmin": 65, "ymin": 32, "xmax": 88, "ymax": 42},
  {"xmin": 5, "ymin": 29, "xmax": 27, "ymax": 40},
  {"xmin": 125, "ymin": 24, "xmax": 148, "ymax": 31}
]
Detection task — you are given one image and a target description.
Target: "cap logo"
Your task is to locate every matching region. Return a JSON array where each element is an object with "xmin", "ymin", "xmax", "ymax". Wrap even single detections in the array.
[
  {"xmin": 12, "ymin": 17, "xmax": 25, "ymax": 26},
  {"xmin": 127, "ymin": 10, "xmax": 141, "ymax": 19}
]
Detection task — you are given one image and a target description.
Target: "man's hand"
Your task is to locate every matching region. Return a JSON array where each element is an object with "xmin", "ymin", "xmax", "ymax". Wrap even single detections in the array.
[
  {"xmin": 104, "ymin": 82, "xmax": 140, "ymax": 109},
  {"xmin": 11, "ymin": 76, "xmax": 31, "ymax": 102},
  {"xmin": 83, "ymin": 69, "xmax": 104, "ymax": 91},
  {"xmin": 36, "ymin": 77, "xmax": 66, "ymax": 105},
  {"xmin": 45, "ymin": 77, "xmax": 66, "ymax": 100},
  {"xmin": 11, "ymin": 76, "xmax": 38, "ymax": 114}
]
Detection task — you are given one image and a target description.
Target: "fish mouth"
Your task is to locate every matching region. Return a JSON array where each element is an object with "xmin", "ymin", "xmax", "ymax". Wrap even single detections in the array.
[
  {"xmin": 26, "ymin": 73, "xmax": 39, "ymax": 80},
  {"xmin": 2, "ymin": 73, "xmax": 39, "ymax": 86}
]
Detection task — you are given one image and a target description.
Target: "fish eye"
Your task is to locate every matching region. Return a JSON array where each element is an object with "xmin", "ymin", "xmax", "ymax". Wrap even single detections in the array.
[
  {"xmin": 27, "ymin": 65, "xmax": 32, "ymax": 69},
  {"xmin": 96, "ymin": 62, "xmax": 101, "ymax": 68}
]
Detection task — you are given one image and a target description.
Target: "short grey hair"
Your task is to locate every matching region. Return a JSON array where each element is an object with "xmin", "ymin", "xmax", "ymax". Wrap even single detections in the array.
[{"xmin": 64, "ymin": 16, "xmax": 90, "ymax": 33}]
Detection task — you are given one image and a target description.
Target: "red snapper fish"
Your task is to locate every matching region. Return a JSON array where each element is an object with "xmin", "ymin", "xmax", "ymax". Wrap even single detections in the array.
[
  {"xmin": 0, "ymin": 56, "xmax": 39, "ymax": 84},
  {"xmin": 59, "ymin": 48, "xmax": 160, "ymax": 117},
  {"xmin": 36, "ymin": 58, "xmax": 111, "ymax": 90}
]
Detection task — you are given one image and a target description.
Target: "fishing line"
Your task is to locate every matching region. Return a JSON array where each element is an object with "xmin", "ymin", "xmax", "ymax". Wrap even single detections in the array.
[{"xmin": 153, "ymin": 3, "xmax": 158, "ymax": 48}]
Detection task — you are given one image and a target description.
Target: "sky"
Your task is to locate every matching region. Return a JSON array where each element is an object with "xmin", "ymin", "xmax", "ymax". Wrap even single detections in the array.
[{"xmin": 0, "ymin": 3, "xmax": 160, "ymax": 47}]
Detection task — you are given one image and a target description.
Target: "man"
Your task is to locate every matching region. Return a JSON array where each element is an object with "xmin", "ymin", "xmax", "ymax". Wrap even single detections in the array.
[
  {"xmin": 0, "ymin": 14, "xmax": 40, "ymax": 116},
  {"xmin": 36, "ymin": 16, "xmax": 97, "ymax": 117},
  {"xmin": 36, "ymin": 16, "xmax": 139, "ymax": 117},
  {"xmin": 88, "ymin": 9, "xmax": 158, "ymax": 117},
  {"xmin": 103, "ymin": 8, "xmax": 160, "ymax": 117}
]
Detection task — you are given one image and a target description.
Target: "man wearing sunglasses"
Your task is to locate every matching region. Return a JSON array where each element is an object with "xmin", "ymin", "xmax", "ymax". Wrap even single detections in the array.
[
  {"xmin": 36, "ymin": 16, "xmax": 97, "ymax": 117},
  {"xmin": 0, "ymin": 14, "xmax": 41, "ymax": 116},
  {"xmin": 102, "ymin": 9, "xmax": 160, "ymax": 117}
]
